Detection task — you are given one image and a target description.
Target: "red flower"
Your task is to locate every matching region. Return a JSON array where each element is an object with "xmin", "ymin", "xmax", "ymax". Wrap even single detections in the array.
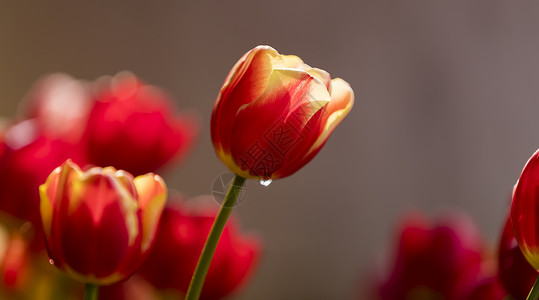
[
  {"xmin": 211, "ymin": 45, "xmax": 354, "ymax": 180},
  {"xmin": 512, "ymin": 149, "xmax": 539, "ymax": 271},
  {"xmin": 139, "ymin": 197, "xmax": 260, "ymax": 300},
  {"xmin": 84, "ymin": 72, "xmax": 198, "ymax": 176},
  {"xmin": 39, "ymin": 160, "xmax": 167, "ymax": 285},
  {"xmin": 0, "ymin": 120, "xmax": 87, "ymax": 234},
  {"xmin": 0, "ymin": 74, "xmax": 91, "ymax": 245},
  {"xmin": 374, "ymin": 212, "xmax": 483, "ymax": 300},
  {"xmin": 499, "ymin": 214, "xmax": 537, "ymax": 299},
  {"xmin": 463, "ymin": 277, "xmax": 506, "ymax": 300}
]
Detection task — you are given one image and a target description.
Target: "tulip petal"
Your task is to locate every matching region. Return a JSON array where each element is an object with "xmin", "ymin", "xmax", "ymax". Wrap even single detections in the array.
[
  {"xmin": 308, "ymin": 78, "xmax": 354, "ymax": 153},
  {"xmin": 229, "ymin": 68, "xmax": 330, "ymax": 178},
  {"xmin": 134, "ymin": 174, "xmax": 167, "ymax": 252},
  {"xmin": 212, "ymin": 46, "xmax": 280, "ymax": 156},
  {"xmin": 40, "ymin": 160, "xmax": 83, "ymax": 239}
]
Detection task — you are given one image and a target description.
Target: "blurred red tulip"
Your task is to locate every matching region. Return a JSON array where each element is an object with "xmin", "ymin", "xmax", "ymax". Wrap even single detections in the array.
[
  {"xmin": 139, "ymin": 197, "xmax": 260, "ymax": 300},
  {"xmin": 0, "ymin": 120, "xmax": 87, "ymax": 239},
  {"xmin": 84, "ymin": 72, "xmax": 198, "ymax": 176},
  {"xmin": 499, "ymin": 214, "xmax": 537, "ymax": 300},
  {"xmin": 211, "ymin": 45, "xmax": 354, "ymax": 180},
  {"xmin": 39, "ymin": 160, "xmax": 167, "ymax": 285},
  {"xmin": 373, "ymin": 212, "xmax": 484, "ymax": 300},
  {"xmin": 0, "ymin": 74, "xmax": 91, "ymax": 247},
  {"xmin": 463, "ymin": 277, "xmax": 506, "ymax": 300}
]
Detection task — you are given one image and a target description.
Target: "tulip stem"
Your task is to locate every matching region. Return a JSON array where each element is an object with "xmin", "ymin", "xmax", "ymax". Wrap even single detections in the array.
[
  {"xmin": 185, "ymin": 174, "xmax": 246, "ymax": 300},
  {"xmin": 527, "ymin": 275, "xmax": 539, "ymax": 300},
  {"xmin": 84, "ymin": 283, "xmax": 99, "ymax": 300}
]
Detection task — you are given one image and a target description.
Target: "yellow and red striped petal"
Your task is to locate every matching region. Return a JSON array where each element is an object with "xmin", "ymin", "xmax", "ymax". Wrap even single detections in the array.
[
  {"xmin": 228, "ymin": 69, "xmax": 330, "ymax": 179},
  {"xmin": 212, "ymin": 46, "xmax": 279, "ymax": 156},
  {"xmin": 308, "ymin": 78, "xmax": 354, "ymax": 153},
  {"xmin": 134, "ymin": 173, "xmax": 167, "ymax": 252}
]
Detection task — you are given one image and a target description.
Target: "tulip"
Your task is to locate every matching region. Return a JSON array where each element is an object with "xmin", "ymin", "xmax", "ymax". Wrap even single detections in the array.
[
  {"xmin": 39, "ymin": 160, "xmax": 167, "ymax": 286},
  {"xmin": 211, "ymin": 45, "xmax": 354, "ymax": 180},
  {"xmin": 373, "ymin": 212, "xmax": 483, "ymax": 300},
  {"xmin": 0, "ymin": 120, "xmax": 87, "ymax": 248},
  {"xmin": 498, "ymin": 215, "xmax": 537, "ymax": 300},
  {"xmin": 463, "ymin": 277, "xmax": 506, "ymax": 300},
  {"xmin": 139, "ymin": 198, "xmax": 260, "ymax": 300},
  {"xmin": 84, "ymin": 72, "xmax": 198, "ymax": 176}
]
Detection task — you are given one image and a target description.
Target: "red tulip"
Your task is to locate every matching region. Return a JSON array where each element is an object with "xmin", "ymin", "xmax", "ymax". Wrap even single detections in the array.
[
  {"xmin": 139, "ymin": 197, "xmax": 260, "ymax": 300},
  {"xmin": 39, "ymin": 160, "xmax": 167, "ymax": 285},
  {"xmin": 0, "ymin": 120, "xmax": 87, "ymax": 236},
  {"xmin": 211, "ymin": 45, "xmax": 354, "ymax": 180},
  {"xmin": 512, "ymin": 149, "xmax": 539, "ymax": 271},
  {"xmin": 0, "ymin": 74, "xmax": 91, "ymax": 246},
  {"xmin": 463, "ymin": 277, "xmax": 506, "ymax": 300},
  {"xmin": 84, "ymin": 72, "xmax": 198, "ymax": 176},
  {"xmin": 374, "ymin": 212, "xmax": 483, "ymax": 300}
]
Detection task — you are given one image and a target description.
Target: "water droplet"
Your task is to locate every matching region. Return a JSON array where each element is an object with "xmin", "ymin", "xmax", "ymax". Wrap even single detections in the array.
[
  {"xmin": 48, "ymin": 259, "xmax": 54, "ymax": 265},
  {"xmin": 259, "ymin": 179, "xmax": 272, "ymax": 187}
]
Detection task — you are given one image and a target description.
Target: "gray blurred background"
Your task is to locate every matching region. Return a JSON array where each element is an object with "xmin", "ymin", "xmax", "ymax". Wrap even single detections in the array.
[{"xmin": 1, "ymin": 1, "xmax": 539, "ymax": 299}]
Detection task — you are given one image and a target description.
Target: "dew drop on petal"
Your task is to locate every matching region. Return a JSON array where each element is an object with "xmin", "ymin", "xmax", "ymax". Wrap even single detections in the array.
[
  {"xmin": 259, "ymin": 179, "xmax": 272, "ymax": 187},
  {"xmin": 49, "ymin": 259, "xmax": 54, "ymax": 265}
]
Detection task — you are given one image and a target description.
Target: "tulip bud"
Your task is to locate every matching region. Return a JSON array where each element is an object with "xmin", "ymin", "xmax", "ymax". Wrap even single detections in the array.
[
  {"xmin": 512, "ymin": 149, "xmax": 539, "ymax": 271},
  {"xmin": 39, "ymin": 160, "xmax": 167, "ymax": 285},
  {"xmin": 211, "ymin": 45, "xmax": 354, "ymax": 180}
]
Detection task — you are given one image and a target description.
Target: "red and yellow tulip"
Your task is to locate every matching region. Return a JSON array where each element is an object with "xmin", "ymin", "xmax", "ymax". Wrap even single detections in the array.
[
  {"xmin": 211, "ymin": 45, "xmax": 354, "ymax": 180},
  {"xmin": 39, "ymin": 160, "xmax": 166, "ymax": 285}
]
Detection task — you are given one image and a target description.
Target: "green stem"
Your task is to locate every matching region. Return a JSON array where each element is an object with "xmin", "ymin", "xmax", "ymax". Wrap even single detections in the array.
[
  {"xmin": 84, "ymin": 283, "xmax": 99, "ymax": 300},
  {"xmin": 184, "ymin": 175, "xmax": 246, "ymax": 300},
  {"xmin": 527, "ymin": 274, "xmax": 539, "ymax": 300}
]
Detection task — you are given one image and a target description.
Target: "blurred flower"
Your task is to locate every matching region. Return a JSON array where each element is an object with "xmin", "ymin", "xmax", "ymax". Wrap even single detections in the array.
[
  {"xmin": 84, "ymin": 72, "xmax": 198, "ymax": 176},
  {"xmin": 499, "ymin": 214, "xmax": 537, "ymax": 299},
  {"xmin": 512, "ymin": 149, "xmax": 539, "ymax": 270},
  {"xmin": 39, "ymin": 160, "xmax": 167, "ymax": 285},
  {"xmin": 463, "ymin": 277, "xmax": 506, "ymax": 300},
  {"xmin": 211, "ymin": 45, "xmax": 354, "ymax": 180},
  {"xmin": 0, "ymin": 120, "xmax": 87, "ymax": 241},
  {"xmin": 0, "ymin": 73, "xmax": 91, "ymax": 247},
  {"xmin": 372, "ymin": 212, "xmax": 484, "ymax": 300},
  {"xmin": 139, "ymin": 197, "xmax": 260, "ymax": 300}
]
